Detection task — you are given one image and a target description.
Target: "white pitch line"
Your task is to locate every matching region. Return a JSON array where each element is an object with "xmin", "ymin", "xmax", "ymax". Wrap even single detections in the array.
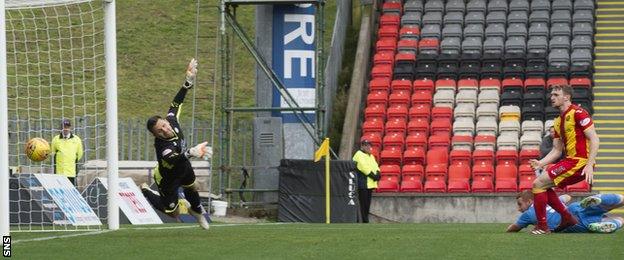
[
  {"xmin": 12, "ymin": 230, "xmax": 113, "ymax": 244},
  {"xmin": 127, "ymin": 222, "xmax": 288, "ymax": 230},
  {"xmin": 13, "ymin": 222, "xmax": 289, "ymax": 243}
]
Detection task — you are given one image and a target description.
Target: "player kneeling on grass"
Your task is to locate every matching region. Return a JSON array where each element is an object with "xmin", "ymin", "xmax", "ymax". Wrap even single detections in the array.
[
  {"xmin": 141, "ymin": 58, "xmax": 211, "ymax": 230},
  {"xmin": 507, "ymin": 190, "xmax": 624, "ymax": 234}
]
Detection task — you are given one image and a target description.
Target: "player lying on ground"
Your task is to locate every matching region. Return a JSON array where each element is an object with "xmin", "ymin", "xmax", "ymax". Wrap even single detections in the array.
[
  {"xmin": 507, "ymin": 190, "xmax": 624, "ymax": 233},
  {"xmin": 141, "ymin": 58, "xmax": 212, "ymax": 230}
]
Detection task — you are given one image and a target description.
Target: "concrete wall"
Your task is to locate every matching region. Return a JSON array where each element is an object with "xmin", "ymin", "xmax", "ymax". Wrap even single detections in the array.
[{"xmin": 370, "ymin": 193, "xmax": 593, "ymax": 223}]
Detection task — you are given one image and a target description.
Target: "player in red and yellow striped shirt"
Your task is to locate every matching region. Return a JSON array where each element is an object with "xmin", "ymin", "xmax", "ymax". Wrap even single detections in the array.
[{"xmin": 529, "ymin": 85, "xmax": 600, "ymax": 234}]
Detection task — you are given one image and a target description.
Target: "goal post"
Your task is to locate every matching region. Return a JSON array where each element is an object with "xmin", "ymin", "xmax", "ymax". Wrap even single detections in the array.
[{"xmin": 0, "ymin": 0, "xmax": 118, "ymax": 233}]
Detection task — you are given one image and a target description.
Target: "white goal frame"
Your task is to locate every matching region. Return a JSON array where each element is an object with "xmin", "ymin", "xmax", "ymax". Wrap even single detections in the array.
[{"xmin": 0, "ymin": 0, "xmax": 119, "ymax": 236}]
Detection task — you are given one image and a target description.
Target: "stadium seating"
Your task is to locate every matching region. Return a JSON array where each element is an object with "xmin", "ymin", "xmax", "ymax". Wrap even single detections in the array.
[{"xmin": 361, "ymin": 0, "xmax": 595, "ymax": 193}]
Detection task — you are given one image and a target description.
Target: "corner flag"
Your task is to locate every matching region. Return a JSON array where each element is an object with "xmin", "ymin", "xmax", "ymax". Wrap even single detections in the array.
[
  {"xmin": 314, "ymin": 138, "xmax": 330, "ymax": 162},
  {"xmin": 314, "ymin": 138, "xmax": 331, "ymax": 223}
]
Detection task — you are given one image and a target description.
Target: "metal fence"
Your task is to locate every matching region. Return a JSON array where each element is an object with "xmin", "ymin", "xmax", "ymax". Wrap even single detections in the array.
[
  {"xmin": 324, "ymin": 0, "xmax": 353, "ymax": 133},
  {"xmin": 8, "ymin": 117, "xmax": 254, "ymax": 163}
]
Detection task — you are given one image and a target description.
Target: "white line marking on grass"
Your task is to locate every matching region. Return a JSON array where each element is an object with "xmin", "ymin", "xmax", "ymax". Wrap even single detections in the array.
[
  {"xmin": 13, "ymin": 230, "xmax": 113, "ymax": 244},
  {"xmin": 127, "ymin": 222, "xmax": 289, "ymax": 230}
]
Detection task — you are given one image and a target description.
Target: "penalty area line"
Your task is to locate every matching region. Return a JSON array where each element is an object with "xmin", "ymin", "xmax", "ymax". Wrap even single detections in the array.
[{"xmin": 12, "ymin": 230, "xmax": 113, "ymax": 244}]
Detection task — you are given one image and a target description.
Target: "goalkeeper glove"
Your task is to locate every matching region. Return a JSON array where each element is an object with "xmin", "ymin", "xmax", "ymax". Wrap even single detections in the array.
[
  {"xmin": 185, "ymin": 141, "xmax": 209, "ymax": 159},
  {"xmin": 183, "ymin": 58, "xmax": 198, "ymax": 89}
]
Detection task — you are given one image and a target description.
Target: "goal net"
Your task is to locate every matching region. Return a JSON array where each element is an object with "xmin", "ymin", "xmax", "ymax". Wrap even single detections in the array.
[{"xmin": 3, "ymin": 0, "xmax": 112, "ymax": 232}]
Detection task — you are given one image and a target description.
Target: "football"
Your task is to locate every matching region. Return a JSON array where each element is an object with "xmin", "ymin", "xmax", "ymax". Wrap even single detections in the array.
[{"xmin": 25, "ymin": 137, "xmax": 50, "ymax": 162}]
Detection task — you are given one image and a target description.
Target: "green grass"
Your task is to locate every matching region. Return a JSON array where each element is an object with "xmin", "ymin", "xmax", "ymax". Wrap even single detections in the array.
[{"xmin": 10, "ymin": 223, "xmax": 624, "ymax": 259}]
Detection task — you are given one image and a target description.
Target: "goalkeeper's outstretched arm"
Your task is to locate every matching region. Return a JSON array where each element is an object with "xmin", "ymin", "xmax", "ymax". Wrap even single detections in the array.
[{"xmin": 167, "ymin": 58, "xmax": 198, "ymax": 119}]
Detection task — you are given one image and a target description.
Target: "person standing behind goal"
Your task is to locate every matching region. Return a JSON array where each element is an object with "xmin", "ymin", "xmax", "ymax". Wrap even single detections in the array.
[
  {"xmin": 50, "ymin": 118, "xmax": 84, "ymax": 186},
  {"xmin": 141, "ymin": 58, "xmax": 211, "ymax": 230}
]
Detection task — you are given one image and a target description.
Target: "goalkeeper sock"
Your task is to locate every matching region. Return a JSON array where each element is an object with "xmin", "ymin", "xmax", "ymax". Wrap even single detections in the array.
[{"xmin": 183, "ymin": 188, "xmax": 203, "ymax": 213}]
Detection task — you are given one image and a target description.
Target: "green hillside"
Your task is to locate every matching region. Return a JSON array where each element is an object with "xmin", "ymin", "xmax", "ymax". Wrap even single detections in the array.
[{"xmin": 116, "ymin": 1, "xmax": 338, "ymax": 122}]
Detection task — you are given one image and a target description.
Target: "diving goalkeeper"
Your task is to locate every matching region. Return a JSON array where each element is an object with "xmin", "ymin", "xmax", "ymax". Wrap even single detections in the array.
[{"xmin": 141, "ymin": 58, "xmax": 211, "ymax": 230}]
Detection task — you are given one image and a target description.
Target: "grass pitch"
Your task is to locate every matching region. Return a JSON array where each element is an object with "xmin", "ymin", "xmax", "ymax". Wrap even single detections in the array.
[{"xmin": 9, "ymin": 223, "xmax": 624, "ymax": 259}]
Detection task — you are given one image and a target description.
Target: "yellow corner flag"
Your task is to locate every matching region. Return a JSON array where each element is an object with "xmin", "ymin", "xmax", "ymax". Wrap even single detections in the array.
[
  {"xmin": 314, "ymin": 138, "xmax": 330, "ymax": 162},
  {"xmin": 314, "ymin": 138, "xmax": 331, "ymax": 224}
]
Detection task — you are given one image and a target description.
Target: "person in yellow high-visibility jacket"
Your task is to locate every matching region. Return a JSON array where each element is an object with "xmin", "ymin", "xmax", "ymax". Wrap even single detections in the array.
[
  {"xmin": 51, "ymin": 119, "xmax": 83, "ymax": 185},
  {"xmin": 352, "ymin": 139, "xmax": 380, "ymax": 223}
]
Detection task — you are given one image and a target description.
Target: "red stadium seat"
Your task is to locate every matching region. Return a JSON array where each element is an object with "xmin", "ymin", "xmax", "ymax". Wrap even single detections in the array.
[
  {"xmin": 428, "ymin": 134, "xmax": 451, "ymax": 151},
  {"xmin": 411, "ymin": 90, "xmax": 433, "ymax": 107},
  {"xmin": 387, "ymin": 104, "xmax": 408, "ymax": 121},
  {"xmin": 435, "ymin": 78, "xmax": 457, "ymax": 92},
  {"xmin": 364, "ymin": 104, "xmax": 386, "ymax": 122},
  {"xmin": 474, "ymin": 135, "xmax": 496, "ymax": 151},
  {"xmin": 376, "ymin": 175, "xmax": 400, "ymax": 192},
  {"xmin": 391, "ymin": 79, "xmax": 413, "ymax": 93},
  {"xmin": 380, "ymin": 147, "xmax": 402, "ymax": 165},
  {"xmin": 450, "ymin": 149, "xmax": 472, "ymax": 166},
  {"xmin": 369, "ymin": 78, "xmax": 391, "ymax": 93},
  {"xmin": 418, "ymin": 38, "xmax": 439, "ymax": 54},
  {"xmin": 457, "ymin": 78, "xmax": 479, "ymax": 92},
  {"xmin": 496, "ymin": 150, "xmax": 518, "ymax": 166},
  {"xmin": 385, "ymin": 118, "xmax": 407, "ymax": 136},
  {"xmin": 524, "ymin": 77, "xmax": 546, "ymax": 92},
  {"xmin": 366, "ymin": 91, "xmax": 388, "ymax": 107},
  {"xmin": 426, "ymin": 148, "xmax": 449, "ymax": 166},
  {"xmin": 547, "ymin": 77, "xmax": 568, "ymax": 89},
  {"xmin": 495, "ymin": 164, "xmax": 518, "ymax": 192},
  {"xmin": 431, "ymin": 106, "xmax": 453, "ymax": 120},
  {"xmin": 430, "ymin": 118, "xmax": 452, "ymax": 137},
  {"xmin": 471, "ymin": 176, "xmax": 494, "ymax": 192},
  {"xmin": 380, "ymin": 164, "xmax": 401, "ymax": 176},
  {"xmin": 479, "ymin": 78, "xmax": 501, "ymax": 92},
  {"xmin": 402, "ymin": 164, "xmax": 424, "ymax": 178},
  {"xmin": 396, "ymin": 40, "xmax": 418, "ymax": 55},
  {"xmin": 518, "ymin": 163, "xmax": 535, "ymax": 177},
  {"xmin": 472, "ymin": 149, "xmax": 494, "ymax": 166},
  {"xmin": 403, "ymin": 147, "xmax": 426, "ymax": 165},
  {"xmin": 399, "ymin": 26, "xmax": 420, "ymax": 40},
  {"xmin": 375, "ymin": 38, "xmax": 397, "ymax": 53},
  {"xmin": 502, "ymin": 78, "xmax": 523, "ymax": 93},
  {"xmin": 378, "ymin": 25, "xmax": 399, "ymax": 40},
  {"xmin": 451, "ymin": 135, "xmax": 473, "ymax": 151},
  {"xmin": 519, "ymin": 149, "xmax": 540, "ymax": 164},
  {"xmin": 371, "ymin": 64, "xmax": 393, "ymax": 80},
  {"xmin": 400, "ymin": 175, "xmax": 423, "ymax": 192},
  {"xmin": 379, "ymin": 13, "xmax": 400, "ymax": 27},
  {"xmin": 406, "ymin": 133, "xmax": 427, "ymax": 150},
  {"xmin": 566, "ymin": 180, "xmax": 591, "ymax": 192},
  {"xmin": 373, "ymin": 51, "xmax": 395, "ymax": 67},
  {"xmin": 424, "ymin": 177, "xmax": 447, "ymax": 193},
  {"xmin": 519, "ymin": 174, "xmax": 535, "ymax": 191},
  {"xmin": 408, "ymin": 103, "xmax": 431, "ymax": 121},
  {"xmin": 383, "ymin": 132, "xmax": 405, "ymax": 150},
  {"xmin": 447, "ymin": 163, "xmax": 471, "ymax": 193},
  {"xmin": 389, "ymin": 91, "xmax": 410, "ymax": 107},
  {"xmin": 472, "ymin": 163, "xmax": 494, "ymax": 178},
  {"xmin": 381, "ymin": 2, "xmax": 402, "ymax": 16},
  {"xmin": 570, "ymin": 77, "xmax": 592, "ymax": 90},
  {"xmin": 407, "ymin": 119, "xmax": 429, "ymax": 137},
  {"xmin": 362, "ymin": 119, "xmax": 384, "ymax": 136},
  {"xmin": 413, "ymin": 78, "xmax": 435, "ymax": 92}
]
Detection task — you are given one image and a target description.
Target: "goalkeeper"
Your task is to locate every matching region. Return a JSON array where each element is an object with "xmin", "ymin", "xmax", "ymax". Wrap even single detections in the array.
[{"xmin": 141, "ymin": 58, "xmax": 211, "ymax": 230}]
